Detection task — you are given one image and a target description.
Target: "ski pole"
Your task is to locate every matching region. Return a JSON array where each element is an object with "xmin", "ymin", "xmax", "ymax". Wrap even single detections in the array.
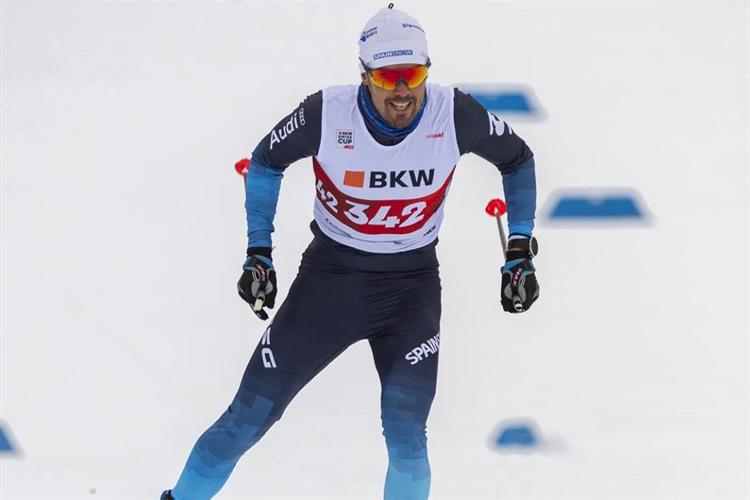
[
  {"xmin": 484, "ymin": 198, "xmax": 523, "ymax": 312},
  {"xmin": 485, "ymin": 198, "xmax": 508, "ymax": 253}
]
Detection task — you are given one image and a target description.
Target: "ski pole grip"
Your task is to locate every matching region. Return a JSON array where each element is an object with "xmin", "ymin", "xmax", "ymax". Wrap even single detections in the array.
[
  {"xmin": 253, "ymin": 291, "xmax": 265, "ymax": 312},
  {"xmin": 512, "ymin": 296, "xmax": 523, "ymax": 312}
]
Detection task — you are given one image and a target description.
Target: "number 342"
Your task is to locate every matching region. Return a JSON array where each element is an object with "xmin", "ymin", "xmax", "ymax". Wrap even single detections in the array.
[{"xmin": 316, "ymin": 180, "xmax": 427, "ymax": 229}]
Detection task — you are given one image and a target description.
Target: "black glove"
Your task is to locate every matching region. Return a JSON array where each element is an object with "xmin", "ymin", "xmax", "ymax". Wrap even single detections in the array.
[
  {"xmin": 501, "ymin": 236, "xmax": 540, "ymax": 313},
  {"xmin": 237, "ymin": 247, "xmax": 277, "ymax": 321}
]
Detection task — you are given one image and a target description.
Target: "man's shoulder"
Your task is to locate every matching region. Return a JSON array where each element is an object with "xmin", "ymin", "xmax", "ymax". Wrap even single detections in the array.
[
  {"xmin": 426, "ymin": 82, "xmax": 456, "ymax": 94},
  {"xmin": 322, "ymin": 84, "xmax": 359, "ymax": 102},
  {"xmin": 424, "ymin": 82, "xmax": 456, "ymax": 103},
  {"xmin": 421, "ymin": 83, "xmax": 458, "ymax": 119},
  {"xmin": 451, "ymin": 86, "xmax": 488, "ymax": 115}
]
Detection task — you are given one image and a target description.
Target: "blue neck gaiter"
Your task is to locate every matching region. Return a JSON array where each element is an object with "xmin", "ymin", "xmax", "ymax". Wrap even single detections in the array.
[{"xmin": 357, "ymin": 84, "xmax": 427, "ymax": 143}]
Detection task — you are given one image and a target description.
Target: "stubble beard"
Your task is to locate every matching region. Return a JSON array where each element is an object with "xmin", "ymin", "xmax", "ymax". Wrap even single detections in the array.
[{"xmin": 384, "ymin": 97, "xmax": 418, "ymax": 129}]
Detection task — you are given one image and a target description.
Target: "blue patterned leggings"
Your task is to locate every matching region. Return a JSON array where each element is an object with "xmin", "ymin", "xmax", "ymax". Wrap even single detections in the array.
[{"xmin": 170, "ymin": 234, "xmax": 441, "ymax": 499}]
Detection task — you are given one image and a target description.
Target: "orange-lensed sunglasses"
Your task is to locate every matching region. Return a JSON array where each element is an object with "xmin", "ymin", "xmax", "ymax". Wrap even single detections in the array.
[{"xmin": 361, "ymin": 59, "xmax": 430, "ymax": 90}]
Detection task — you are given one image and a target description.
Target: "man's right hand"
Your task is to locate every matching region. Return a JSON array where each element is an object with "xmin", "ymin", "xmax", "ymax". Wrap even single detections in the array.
[{"xmin": 237, "ymin": 248, "xmax": 277, "ymax": 321}]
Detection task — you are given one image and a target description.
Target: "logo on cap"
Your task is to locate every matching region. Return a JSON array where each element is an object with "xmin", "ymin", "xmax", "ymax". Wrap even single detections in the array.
[
  {"xmin": 373, "ymin": 49, "xmax": 413, "ymax": 60},
  {"xmin": 401, "ymin": 22, "xmax": 424, "ymax": 33},
  {"xmin": 360, "ymin": 26, "xmax": 378, "ymax": 43}
]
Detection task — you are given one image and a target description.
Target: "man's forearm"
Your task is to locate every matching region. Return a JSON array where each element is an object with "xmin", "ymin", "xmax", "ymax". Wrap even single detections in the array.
[
  {"xmin": 501, "ymin": 156, "xmax": 536, "ymax": 237},
  {"xmin": 245, "ymin": 156, "xmax": 284, "ymax": 248}
]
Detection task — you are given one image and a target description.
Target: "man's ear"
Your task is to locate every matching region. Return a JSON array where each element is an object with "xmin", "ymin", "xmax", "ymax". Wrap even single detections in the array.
[{"xmin": 361, "ymin": 73, "xmax": 368, "ymax": 86}]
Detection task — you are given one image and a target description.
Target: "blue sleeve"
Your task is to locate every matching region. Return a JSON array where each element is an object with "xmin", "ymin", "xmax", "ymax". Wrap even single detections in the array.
[
  {"xmin": 245, "ymin": 91, "xmax": 322, "ymax": 250},
  {"xmin": 453, "ymin": 88, "xmax": 536, "ymax": 237},
  {"xmin": 245, "ymin": 157, "xmax": 283, "ymax": 248},
  {"xmin": 501, "ymin": 156, "xmax": 536, "ymax": 236}
]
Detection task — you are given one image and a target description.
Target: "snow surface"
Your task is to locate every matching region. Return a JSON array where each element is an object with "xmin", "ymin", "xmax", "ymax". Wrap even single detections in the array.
[{"xmin": 1, "ymin": 1, "xmax": 748, "ymax": 499}]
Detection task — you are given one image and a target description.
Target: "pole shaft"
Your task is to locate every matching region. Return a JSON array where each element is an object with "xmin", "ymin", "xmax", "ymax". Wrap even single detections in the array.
[{"xmin": 495, "ymin": 214, "xmax": 508, "ymax": 253}]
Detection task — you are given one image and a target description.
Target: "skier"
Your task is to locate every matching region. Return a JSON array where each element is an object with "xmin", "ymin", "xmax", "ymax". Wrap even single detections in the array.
[{"xmin": 163, "ymin": 4, "xmax": 539, "ymax": 500}]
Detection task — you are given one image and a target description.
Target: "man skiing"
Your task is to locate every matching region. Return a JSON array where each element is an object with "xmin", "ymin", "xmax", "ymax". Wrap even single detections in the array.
[{"xmin": 163, "ymin": 4, "xmax": 539, "ymax": 499}]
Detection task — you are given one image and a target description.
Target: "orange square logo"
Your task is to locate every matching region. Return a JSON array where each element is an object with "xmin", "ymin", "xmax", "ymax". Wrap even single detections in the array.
[{"xmin": 343, "ymin": 170, "xmax": 365, "ymax": 188}]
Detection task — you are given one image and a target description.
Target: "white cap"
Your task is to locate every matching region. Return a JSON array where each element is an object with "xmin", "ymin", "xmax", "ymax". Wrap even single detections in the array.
[{"xmin": 358, "ymin": 5, "xmax": 429, "ymax": 70}]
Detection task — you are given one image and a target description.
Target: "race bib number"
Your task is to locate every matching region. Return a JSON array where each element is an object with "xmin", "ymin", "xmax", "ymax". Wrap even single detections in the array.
[{"xmin": 313, "ymin": 158, "xmax": 455, "ymax": 235}]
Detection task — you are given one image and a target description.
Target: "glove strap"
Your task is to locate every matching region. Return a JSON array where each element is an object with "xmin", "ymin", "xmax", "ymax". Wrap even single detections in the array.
[
  {"xmin": 247, "ymin": 247, "xmax": 272, "ymax": 259},
  {"xmin": 505, "ymin": 236, "xmax": 539, "ymax": 261}
]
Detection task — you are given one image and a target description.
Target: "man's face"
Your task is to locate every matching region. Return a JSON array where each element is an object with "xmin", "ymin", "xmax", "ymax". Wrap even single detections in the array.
[{"xmin": 361, "ymin": 64, "xmax": 427, "ymax": 129}]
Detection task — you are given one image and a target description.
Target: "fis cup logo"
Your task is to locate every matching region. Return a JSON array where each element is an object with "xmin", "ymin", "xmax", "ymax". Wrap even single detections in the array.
[{"xmin": 336, "ymin": 129, "xmax": 354, "ymax": 149}]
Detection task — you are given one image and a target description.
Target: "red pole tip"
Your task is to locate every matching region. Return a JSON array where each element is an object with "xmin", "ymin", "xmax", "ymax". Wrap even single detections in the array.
[
  {"xmin": 484, "ymin": 198, "xmax": 507, "ymax": 217},
  {"xmin": 234, "ymin": 158, "xmax": 250, "ymax": 177}
]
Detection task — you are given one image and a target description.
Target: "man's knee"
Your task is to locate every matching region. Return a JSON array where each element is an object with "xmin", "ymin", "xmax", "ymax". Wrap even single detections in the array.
[{"xmin": 205, "ymin": 392, "xmax": 283, "ymax": 456}]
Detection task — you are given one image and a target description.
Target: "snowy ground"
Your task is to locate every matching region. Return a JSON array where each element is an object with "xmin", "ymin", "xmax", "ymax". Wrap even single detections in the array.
[{"xmin": 1, "ymin": 1, "xmax": 748, "ymax": 499}]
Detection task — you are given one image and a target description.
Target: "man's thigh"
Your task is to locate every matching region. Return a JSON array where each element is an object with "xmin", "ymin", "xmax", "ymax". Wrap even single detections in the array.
[
  {"xmin": 367, "ymin": 270, "xmax": 442, "ymax": 415},
  {"xmin": 235, "ymin": 265, "xmax": 366, "ymax": 406}
]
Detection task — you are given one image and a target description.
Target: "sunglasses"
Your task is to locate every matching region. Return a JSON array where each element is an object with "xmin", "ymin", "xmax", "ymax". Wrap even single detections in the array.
[{"xmin": 361, "ymin": 59, "xmax": 430, "ymax": 90}]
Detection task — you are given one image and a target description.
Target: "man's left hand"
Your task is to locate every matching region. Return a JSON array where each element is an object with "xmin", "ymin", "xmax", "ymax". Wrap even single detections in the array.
[{"xmin": 501, "ymin": 237, "xmax": 539, "ymax": 313}]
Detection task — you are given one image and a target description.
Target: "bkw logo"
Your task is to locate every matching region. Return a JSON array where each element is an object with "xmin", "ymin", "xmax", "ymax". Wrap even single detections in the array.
[{"xmin": 343, "ymin": 169, "xmax": 435, "ymax": 188}]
